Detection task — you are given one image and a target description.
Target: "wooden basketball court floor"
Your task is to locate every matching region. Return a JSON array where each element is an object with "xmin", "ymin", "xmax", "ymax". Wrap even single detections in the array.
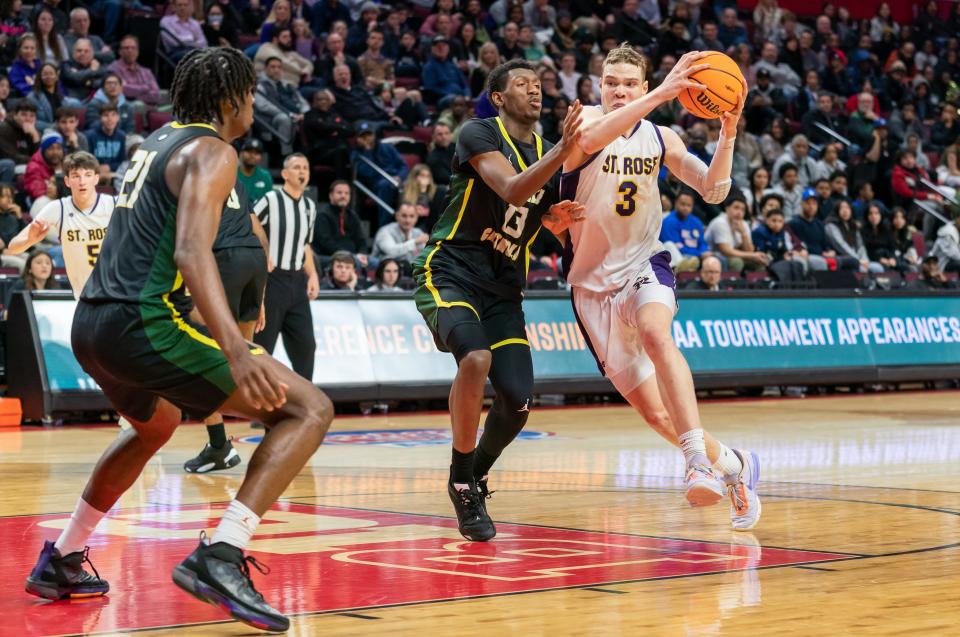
[{"xmin": 2, "ymin": 390, "xmax": 959, "ymax": 636}]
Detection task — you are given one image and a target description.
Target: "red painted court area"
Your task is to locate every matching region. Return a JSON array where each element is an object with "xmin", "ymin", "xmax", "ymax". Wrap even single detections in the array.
[{"xmin": 6, "ymin": 503, "xmax": 850, "ymax": 635}]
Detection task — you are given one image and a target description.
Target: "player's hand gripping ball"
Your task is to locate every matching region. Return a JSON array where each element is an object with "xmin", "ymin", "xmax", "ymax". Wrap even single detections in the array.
[{"xmin": 677, "ymin": 52, "xmax": 746, "ymax": 120}]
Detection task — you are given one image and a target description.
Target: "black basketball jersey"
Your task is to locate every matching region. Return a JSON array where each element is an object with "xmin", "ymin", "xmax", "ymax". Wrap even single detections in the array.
[
  {"xmin": 213, "ymin": 181, "xmax": 261, "ymax": 251},
  {"xmin": 82, "ymin": 122, "xmax": 227, "ymax": 310},
  {"xmin": 413, "ymin": 117, "xmax": 559, "ymax": 300}
]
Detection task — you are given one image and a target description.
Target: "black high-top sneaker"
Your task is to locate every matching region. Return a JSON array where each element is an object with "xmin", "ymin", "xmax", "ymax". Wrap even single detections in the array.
[
  {"xmin": 447, "ymin": 478, "xmax": 496, "ymax": 542},
  {"xmin": 173, "ymin": 533, "xmax": 288, "ymax": 632},
  {"xmin": 25, "ymin": 541, "xmax": 109, "ymax": 600}
]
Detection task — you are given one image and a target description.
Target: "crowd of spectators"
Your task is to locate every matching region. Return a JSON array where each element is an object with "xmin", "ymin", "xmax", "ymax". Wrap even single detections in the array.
[{"xmin": 0, "ymin": 0, "xmax": 959, "ymax": 300}]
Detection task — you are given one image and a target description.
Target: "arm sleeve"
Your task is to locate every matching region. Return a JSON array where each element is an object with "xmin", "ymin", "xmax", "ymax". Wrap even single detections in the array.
[{"xmin": 455, "ymin": 119, "xmax": 501, "ymax": 165}]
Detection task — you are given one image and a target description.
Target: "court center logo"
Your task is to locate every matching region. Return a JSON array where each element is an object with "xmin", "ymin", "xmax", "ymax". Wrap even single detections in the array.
[{"xmin": 239, "ymin": 428, "xmax": 554, "ymax": 447}]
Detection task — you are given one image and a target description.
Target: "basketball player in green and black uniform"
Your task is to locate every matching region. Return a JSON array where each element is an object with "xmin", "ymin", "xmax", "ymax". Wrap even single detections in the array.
[
  {"xmin": 183, "ymin": 180, "xmax": 271, "ymax": 474},
  {"xmin": 413, "ymin": 59, "xmax": 585, "ymax": 541},
  {"xmin": 24, "ymin": 49, "xmax": 333, "ymax": 633}
]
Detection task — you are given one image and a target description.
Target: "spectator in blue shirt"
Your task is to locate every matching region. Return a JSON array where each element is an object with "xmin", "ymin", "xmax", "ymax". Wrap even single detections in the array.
[
  {"xmin": 659, "ymin": 190, "xmax": 711, "ymax": 272},
  {"xmin": 422, "ymin": 35, "xmax": 468, "ymax": 108},
  {"xmin": 352, "ymin": 122, "xmax": 409, "ymax": 229},
  {"xmin": 86, "ymin": 103, "xmax": 125, "ymax": 179},
  {"xmin": 717, "ymin": 8, "xmax": 748, "ymax": 49},
  {"xmin": 752, "ymin": 207, "xmax": 807, "ymax": 283}
]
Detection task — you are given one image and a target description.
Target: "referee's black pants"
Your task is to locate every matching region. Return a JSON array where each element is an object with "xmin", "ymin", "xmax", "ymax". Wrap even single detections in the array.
[{"xmin": 254, "ymin": 268, "xmax": 316, "ymax": 381}]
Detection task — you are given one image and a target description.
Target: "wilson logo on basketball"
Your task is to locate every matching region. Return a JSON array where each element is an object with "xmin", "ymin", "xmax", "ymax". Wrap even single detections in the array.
[{"xmin": 695, "ymin": 93, "xmax": 723, "ymax": 116}]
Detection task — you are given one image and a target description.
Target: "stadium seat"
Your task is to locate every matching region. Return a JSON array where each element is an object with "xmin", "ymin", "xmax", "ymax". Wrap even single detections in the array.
[
  {"xmin": 395, "ymin": 77, "xmax": 421, "ymax": 90},
  {"xmin": 746, "ymin": 270, "xmax": 772, "ymax": 288},
  {"xmin": 412, "ymin": 126, "xmax": 434, "ymax": 145},
  {"xmin": 912, "ymin": 232, "xmax": 926, "ymax": 258},
  {"xmin": 904, "ymin": 272, "xmax": 920, "ymax": 282},
  {"xmin": 720, "ymin": 271, "xmax": 742, "ymax": 282},
  {"xmin": 76, "ymin": 109, "xmax": 86, "ymax": 130},
  {"xmin": 148, "ymin": 111, "xmax": 173, "ymax": 131},
  {"xmin": 0, "ymin": 268, "xmax": 19, "ymax": 276},
  {"xmin": 873, "ymin": 271, "xmax": 903, "ymax": 290},
  {"xmin": 676, "ymin": 271, "xmax": 700, "ymax": 285}
]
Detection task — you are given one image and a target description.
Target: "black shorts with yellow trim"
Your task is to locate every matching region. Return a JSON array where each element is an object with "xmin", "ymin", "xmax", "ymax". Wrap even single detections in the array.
[
  {"xmin": 215, "ymin": 246, "xmax": 268, "ymax": 323},
  {"xmin": 413, "ymin": 277, "xmax": 528, "ymax": 362},
  {"xmin": 72, "ymin": 300, "xmax": 263, "ymax": 422}
]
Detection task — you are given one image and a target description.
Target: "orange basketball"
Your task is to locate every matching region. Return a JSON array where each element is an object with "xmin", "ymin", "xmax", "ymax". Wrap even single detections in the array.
[{"xmin": 677, "ymin": 52, "xmax": 745, "ymax": 120}]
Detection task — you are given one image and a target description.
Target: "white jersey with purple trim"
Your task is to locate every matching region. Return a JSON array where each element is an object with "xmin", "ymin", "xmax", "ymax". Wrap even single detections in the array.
[
  {"xmin": 561, "ymin": 115, "xmax": 666, "ymax": 293},
  {"xmin": 32, "ymin": 194, "xmax": 116, "ymax": 299}
]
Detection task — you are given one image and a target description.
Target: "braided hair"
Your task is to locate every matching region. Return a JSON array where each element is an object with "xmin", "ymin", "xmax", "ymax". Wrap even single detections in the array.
[{"xmin": 171, "ymin": 47, "xmax": 256, "ymax": 125}]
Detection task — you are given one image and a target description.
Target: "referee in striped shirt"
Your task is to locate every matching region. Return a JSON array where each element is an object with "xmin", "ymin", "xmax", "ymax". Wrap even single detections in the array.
[{"xmin": 253, "ymin": 153, "xmax": 320, "ymax": 380}]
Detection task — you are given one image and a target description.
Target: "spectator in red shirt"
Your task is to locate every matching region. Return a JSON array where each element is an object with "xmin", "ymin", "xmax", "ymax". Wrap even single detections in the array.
[{"xmin": 891, "ymin": 149, "xmax": 942, "ymax": 207}]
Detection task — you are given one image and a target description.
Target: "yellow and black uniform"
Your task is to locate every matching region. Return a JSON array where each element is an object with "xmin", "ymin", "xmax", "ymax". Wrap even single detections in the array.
[
  {"xmin": 74, "ymin": 122, "xmax": 259, "ymax": 422},
  {"xmin": 212, "ymin": 181, "xmax": 268, "ymax": 323},
  {"xmin": 412, "ymin": 116, "xmax": 559, "ymax": 360}
]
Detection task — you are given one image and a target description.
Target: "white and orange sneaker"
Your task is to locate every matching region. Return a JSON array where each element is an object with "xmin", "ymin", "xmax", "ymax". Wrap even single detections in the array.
[
  {"xmin": 726, "ymin": 450, "xmax": 761, "ymax": 531},
  {"xmin": 684, "ymin": 462, "xmax": 726, "ymax": 507}
]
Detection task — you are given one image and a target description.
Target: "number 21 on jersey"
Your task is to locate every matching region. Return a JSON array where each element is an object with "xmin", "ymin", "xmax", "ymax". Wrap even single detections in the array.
[{"xmin": 116, "ymin": 149, "xmax": 158, "ymax": 209}]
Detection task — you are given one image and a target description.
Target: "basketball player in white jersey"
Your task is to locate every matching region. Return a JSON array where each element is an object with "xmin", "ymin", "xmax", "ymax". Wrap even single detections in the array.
[
  {"xmin": 8, "ymin": 151, "xmax": 114, "ymax": 297},
  {"xmin": 8, "ymin": 151, "xmax": 133, "ymax": 432},
  {"xmin": 561, "ymin": 46, "xmax": 761, "ymax": 530}
]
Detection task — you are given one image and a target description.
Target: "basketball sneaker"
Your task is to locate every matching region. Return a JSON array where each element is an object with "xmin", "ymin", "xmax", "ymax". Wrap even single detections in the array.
[
  {"xmin": 726, "ymin": 450, "xmax": 761, "ymax": 531},
  {"xmin": 684, "ymin": 462, "xmax": 726, "ymax": 507},
  {"xmin": 25, "ymin": 541, "xmax": 109, "ymax": 600},
  {"xmin": 183, "ymin": 440, "xmax": 241, "ymax": 474},
  {"xmin": 173, "ymin": 534, "xmax": 288, "ymax": 632},
  {"xmin": 448, "ymin": 480, "xmax": 496, "ymax": 542}
]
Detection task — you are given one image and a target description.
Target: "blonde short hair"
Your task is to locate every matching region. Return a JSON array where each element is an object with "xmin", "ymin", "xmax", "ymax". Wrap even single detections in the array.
[{"xmin": 602, "ymin": 43, "xmax": 648, "ymax": 78}]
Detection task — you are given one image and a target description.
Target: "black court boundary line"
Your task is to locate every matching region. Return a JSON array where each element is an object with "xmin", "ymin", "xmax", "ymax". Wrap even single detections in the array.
[{"xmin": 793, "ymin": 565, "xmax": 837, "ymax": 572}]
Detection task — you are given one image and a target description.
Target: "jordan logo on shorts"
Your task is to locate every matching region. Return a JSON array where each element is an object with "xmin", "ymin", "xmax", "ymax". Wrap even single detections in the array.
[
  {"xmin": 518, "ymin": 399, "xmax": 530, "ymax": 413},
  {"xmin": 633, "ymin": 276, "xmax": 651, "ymax": 291}
]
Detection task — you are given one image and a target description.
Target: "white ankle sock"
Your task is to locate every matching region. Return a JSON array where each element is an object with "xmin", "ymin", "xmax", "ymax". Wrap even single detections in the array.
[
  {"xmin": 678, "ymin": 428, "xmax": 708, "ymax": 465},
  {"xmin": 55, "ymin": 498, "xmax": 106, "ymax": 556},
  {"xmin": 713, "ymin": 443, "xmax": 743, "ymax": 478},
  {"xmin": 212, "ymin": 500, "xmax": 261, "ymax": 550}
]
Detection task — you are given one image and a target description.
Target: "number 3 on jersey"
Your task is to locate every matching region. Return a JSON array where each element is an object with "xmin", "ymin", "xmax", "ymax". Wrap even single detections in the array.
[
  {"xmin": 615, "ymin": 181, "xmax": 638, "ymax": 217},
  {"xmin": 502, "ymin": 204, "xmax": 529, "ymax": 239},
  {"xmin": 116, "ymin": 149, "xmax": 158, "ymax": 209}
]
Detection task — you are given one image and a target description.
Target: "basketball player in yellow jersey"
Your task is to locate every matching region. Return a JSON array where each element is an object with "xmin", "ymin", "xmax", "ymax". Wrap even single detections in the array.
[{"xmin": 561, "ymin": 46, "xmax": 760, "ymax": 530}]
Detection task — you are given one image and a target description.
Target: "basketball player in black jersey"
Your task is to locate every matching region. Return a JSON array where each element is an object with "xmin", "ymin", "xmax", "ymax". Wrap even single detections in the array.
[
  {"xmin": 25, "ymin": 49, "xmax": 333, "ymax": 633},
  {"xmin": 183, "ymin": 180, "xmax": 270, "ymax": 474},
  {"xmin": 412, "ymin": 59, "xmax": 585, "ymax": 541}
]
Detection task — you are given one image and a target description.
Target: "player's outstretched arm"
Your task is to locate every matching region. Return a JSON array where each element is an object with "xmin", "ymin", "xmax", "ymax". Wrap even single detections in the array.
[
  {"xmin": 470, "ymin": 101, "xmax": 584, "ymax": 207},
  {"xmin": 172, "ymin": 138, "xmax": 286, "ymax": 411},
  {"xmin": 662, "ymin": 91, "xmax": 743, "ymax": 204},
  {"xmin": 573, "ymin": 51, "xmax": 710, "ymax": 161},
  {"xmin": 6, "ymin": 219, "xmax": 51, "ymax": 254}
]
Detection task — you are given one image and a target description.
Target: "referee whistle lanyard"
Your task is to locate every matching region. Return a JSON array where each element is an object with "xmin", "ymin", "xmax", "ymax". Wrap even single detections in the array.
[{"xmin": 495, "ymin": 116, "xmax": 543, "ymax": 171}]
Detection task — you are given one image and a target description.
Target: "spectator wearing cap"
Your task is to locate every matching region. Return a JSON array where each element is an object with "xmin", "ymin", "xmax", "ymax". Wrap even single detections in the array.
[
  {"xmin": 745, "ymin": 68, "xmax": 788, "ymax": 135},
  {"xmin": 423, "ymin": 15, "xmax": 465, "ymax": 63},
  {"xmin": 108, "ymin": 35, "xmax": 161, "ymax": 107},
  {"xmin": 255, "ymin": 56, "xmax": 309, "ymax": 156},
  {"xmin": 821, "ymin": 50, "xmax": 854, "ymax": 98},
  {"xmin": 24, "ymin": 130, "xmax": 63, "ymax": 200},
  {"xmin": 160, "ymin": 0, "xmax": 207, "ymax": 62},
  {"xmin": 614, "ymin": 0, "xmax": 656, "ymax": 47},
  {"xmin": 353, "ymin": 122, "xmax": 409, "ymax": 228},
  {"xmin": 705, "ymin": 192, "xmax": 769, "ymax": 273},
  {"xmin": 767, "ymin": 162, "xmax": 803, "ymax": 220},
  {"xmin": 85, "ymin": 72, "xmax": 135, "ymax": 135},
  {"xmin": 321, "ymin": 249, "xmax": 369, "ymax": 290},
  {"xmin": 254, "ymin": 26, "xmax": 314, "ymax": 87},
  {"xmin": 772, "ymin": 135, "xmax": 818, "ymax": 188},
  {"xmin": 423, "ymin": 35, "xmax": 469, "ymax": 107},
  {"xmin": 357, "ymin": 29, "xmax": 395, "ymax": 92},
  {"xmin": 313, "ymin": 180, "xmax": 370, "ymax": 268},
  {"xmin": 0, "ymin": 100, "xmax": 40, "ymax": 172},
  {"xmin": 371, "ymin": 201, "xmax": 428, "ymax": 264},
  {"xmin": 330, "ymin": 63, "xmax": 395, "ymax": 127},
  {"xmin": 86, "ymin": 103, "xmax": 125, "ymax": 180},
  {"xmin": 237, "ymin": 138, "xmax": 274, "ymax": 206},
  {"xmin": 61, "ymin": 38, "xmax": 107, "ymax": 101},
  {"xmin": 317, "ymin": 31, "xmax": 362, "ymax": 88},
  {"xmin": 787, "ymin": 189, "xmax": 849, "ymax": 272},
  {"xmin": 718, "ymin": 7, "xmax": 748, "ymax": 49},
  {"xmin": 304, "ymin": 89, "xmax": 353, "ymax": 182}
]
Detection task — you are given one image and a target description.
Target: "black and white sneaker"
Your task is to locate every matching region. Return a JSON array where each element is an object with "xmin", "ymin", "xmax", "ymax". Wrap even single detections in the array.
[
  {"xmin": 173, "ymin": 534, "xmax": 288, "ymax": 632},
  {"xmin": 447, "ymin": 480, "xmax": 496, "ymax": 542},
  {"xmin": 183, "ymin": 441, "xmax": 241, "ymax": 474},
  {"xmin": 25, "ymin": 541, "xmax": 109, "ymax": 600}
]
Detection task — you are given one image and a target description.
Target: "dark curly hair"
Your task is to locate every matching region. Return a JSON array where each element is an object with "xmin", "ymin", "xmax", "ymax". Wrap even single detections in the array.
[{"xmin": 171, "ymin": 47, "xmax": 256, "ymax": 125}]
